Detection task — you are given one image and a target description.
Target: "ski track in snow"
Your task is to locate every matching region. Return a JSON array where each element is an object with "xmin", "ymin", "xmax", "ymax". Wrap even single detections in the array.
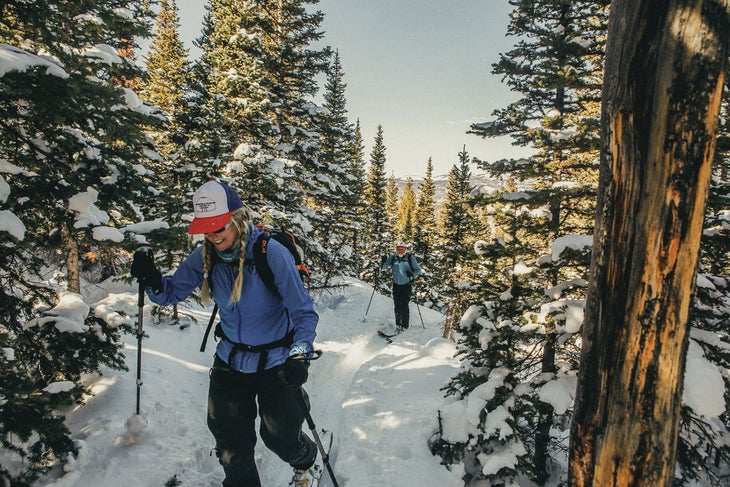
[{"xmin": 35, "ymin": 277, "xmax": 462, "ymax": 487}]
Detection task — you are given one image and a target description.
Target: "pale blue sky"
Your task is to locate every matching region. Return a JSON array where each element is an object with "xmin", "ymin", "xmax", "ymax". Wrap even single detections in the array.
[{"xmin": 173, "ymin": 0, "xmax": 532, "ymax": 177}]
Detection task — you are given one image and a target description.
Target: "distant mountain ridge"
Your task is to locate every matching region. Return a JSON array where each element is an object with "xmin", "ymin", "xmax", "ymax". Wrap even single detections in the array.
[{"xmin": 393, "ymin": 171, "xmax": 503, "ymax": 204}]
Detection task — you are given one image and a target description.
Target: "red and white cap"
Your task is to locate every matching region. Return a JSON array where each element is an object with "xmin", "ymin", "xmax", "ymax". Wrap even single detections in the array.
[
  {"xmin": 396, "ymin": 241, "xmax": 407, "ymax": 249},
  {"xmin": 187, "ymin": 180, "xmax": 243, "ymax": 235}
]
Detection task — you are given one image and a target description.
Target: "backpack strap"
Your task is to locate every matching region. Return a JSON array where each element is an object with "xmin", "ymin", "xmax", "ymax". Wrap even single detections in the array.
[
  {"xmin": 199, "ymin": 249, "xmax": 239, "ymax": 352},
  {"xmin": 199, "ymin": 303, "xmax": 219, "ymax": 352},
  {"xmin": 252, "ymin": 231, "xmax": 279, "ymax": 295},
  {"xmin": 407, "ymin": 252, "xmax": 414, "ymax": 269}
]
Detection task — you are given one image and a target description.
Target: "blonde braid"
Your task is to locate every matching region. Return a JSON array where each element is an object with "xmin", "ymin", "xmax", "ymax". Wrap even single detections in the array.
[
  {"xmin": 200, "ymin": 240, "xmax": 213, "ymax": 305},
  {"xmin": 228, "ymin": 208, "xmax": 251, "ymax": 304},
  {"xmin": 229, "ymin": 250, "xmax": 246, "ymax": 304}
]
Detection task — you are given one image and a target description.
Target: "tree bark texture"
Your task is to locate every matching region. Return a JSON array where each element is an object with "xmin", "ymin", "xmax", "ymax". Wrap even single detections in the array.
[
  {"xmin": 62, "ymin": 222, "xmax": 80, "ymax": 294},
  {"xmin": 569, "ymin": 1, "xmax": 729, "ymax": 486}
]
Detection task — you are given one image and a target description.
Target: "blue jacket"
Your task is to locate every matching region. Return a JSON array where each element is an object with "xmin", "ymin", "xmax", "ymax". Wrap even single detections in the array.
[
  {"xmin": 146, "ymin": 226, "xmax": 318, "ymax": 373},
  {"xmin": 381, "ymin": 253, "xmax": 421, "ymax": 285}
]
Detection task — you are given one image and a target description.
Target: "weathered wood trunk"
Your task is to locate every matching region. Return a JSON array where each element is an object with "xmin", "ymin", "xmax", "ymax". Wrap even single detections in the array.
[
  {"xmin": 568, "ymin": 1, "xmax": 729, "ymax": 486},
  {"xmin": 62, "ymin": 223, "xmax": 80, "ymax": 294}
]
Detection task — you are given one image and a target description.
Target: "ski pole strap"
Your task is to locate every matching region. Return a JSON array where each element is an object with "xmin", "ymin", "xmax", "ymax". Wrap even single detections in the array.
[
  {"xmin": 303, "ymin": 350, "xmax": 323, "ymax": 361},
  {"xmin": 199, "ymin": 304, "xmax": 219, "ymax": 352},
  {"xmin": 221, "ymin": 330, "xmax": 296, "ymax": 373}
]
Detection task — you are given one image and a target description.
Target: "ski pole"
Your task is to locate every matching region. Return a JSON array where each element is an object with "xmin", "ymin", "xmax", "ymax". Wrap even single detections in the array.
[
  {"xmin": 416, "ymin": 301, "xmax": 425, "ymax": 329},
  {"xmin": 362, "ymin": 266, "xmax": 379, "ymax": 321},
  {"xmin": 296, "ymin": 389, "xmax": 340, "ymax": 487},
  {"xmin": 363, "ymin": 287, "xmax": 376, "ymax": 321},
  {"xmin": 135, "ymin": 279, "xmax": 145, "ymax": 415},
  {"xmin": 411, "ymin": 277, "xmax": 425, "ymax": 328}
]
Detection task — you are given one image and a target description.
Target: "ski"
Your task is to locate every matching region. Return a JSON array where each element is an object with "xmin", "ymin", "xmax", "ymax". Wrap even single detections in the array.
[{"xmin": 377, "ymin": 329, "xmax": 400, "ymax": 343}]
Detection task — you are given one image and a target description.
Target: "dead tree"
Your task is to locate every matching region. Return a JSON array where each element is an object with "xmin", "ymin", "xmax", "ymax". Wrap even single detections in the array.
[{"xmin": 568, "ymin": 1, "xmax": 730, "ymax": 486}]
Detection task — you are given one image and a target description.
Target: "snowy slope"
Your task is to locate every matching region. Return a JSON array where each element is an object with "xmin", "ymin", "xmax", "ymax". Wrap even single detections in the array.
[{"xmin": 36, "ymin": 277, "xmax": 462, "ymax": 487}]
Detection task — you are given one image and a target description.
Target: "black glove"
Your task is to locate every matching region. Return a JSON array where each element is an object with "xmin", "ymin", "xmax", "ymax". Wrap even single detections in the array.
[
  {"xmin": 380, "ymin": 255, "xmax": 387, "ymax": 265},
  {"xmin": 280, "ymin": 354, "xmax": 309, "ymax": 386},
  {"xmin": 406, "ymin": 270, "xmax": 414, "ymax": 278},
  {"xmin": 131, "ymin": 248, "xmax": 163, "ymax": 292}
]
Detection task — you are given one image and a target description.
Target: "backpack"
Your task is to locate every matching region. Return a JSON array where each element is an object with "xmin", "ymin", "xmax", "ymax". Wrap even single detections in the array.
[
  {"xmin": 253, "ymin": 224, "xmax": 310, "ymax": 294},
  {"xmin": 406, "ymin": 252, "xmax": 415, "ymax": 270},
  {"xmin": 199, "ymin": 224, "xmax": 310, "ymax": 352}
]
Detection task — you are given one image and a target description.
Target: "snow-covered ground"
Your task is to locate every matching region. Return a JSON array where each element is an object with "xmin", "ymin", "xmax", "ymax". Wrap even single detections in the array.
[{"xmin": 36, "ymin": 277, "xmax": 462, "ymax": 487}]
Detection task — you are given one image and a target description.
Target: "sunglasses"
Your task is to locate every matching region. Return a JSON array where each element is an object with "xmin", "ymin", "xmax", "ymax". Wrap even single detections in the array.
[{"xmin": 211, "ymin": 220, "xmax": 234, "ymax": 234}]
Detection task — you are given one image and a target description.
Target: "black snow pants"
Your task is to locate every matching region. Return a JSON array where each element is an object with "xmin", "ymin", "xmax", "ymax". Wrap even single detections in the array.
[
  {"xmin": 392, "ymin": 282, "xmax": 412, "ymax": 329},
  {"xmin": 207, "ymin": 354, "xmax": 317, "ymax": 487}
]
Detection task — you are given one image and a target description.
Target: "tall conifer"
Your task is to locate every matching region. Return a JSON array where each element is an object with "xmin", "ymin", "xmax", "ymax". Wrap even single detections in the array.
[
  {"xmin": 413, "ymin": 157, "xmax": 437, "ymax": 267},
  {"xmin": 0, "ymin": 1, "xmax": 156, "ymax": 481},
  {"xmin": 385, "ymin": 175, "xmax": 399, "ymax": 238},
  {"xmin": 433, "ymin": 1, "xmax": 611, "ymax": 483},
  {"xmin": 395, "ymin": 178, "xmax": 417, "ymax": 244},
  {"xmin": 186, "ymin": 0, "xmax": 331, "ymax": 280},
  {"xmin": 138, "ymin": 0, "xmax": 194, "ymax": 322},
  {"xmin": 347, "ymin": 120, "xmax": 367, "ymax": 272},
  {"xmin": 363, "ymin": 125, "xmax": 388, "ymax": 282},
  {"xmin": 316, "ymin": 50, "xmax": 357, "ymax": 281},
  {"xmin": 435, "ymin": 148, "xmax": 478, "ymax": 337}
]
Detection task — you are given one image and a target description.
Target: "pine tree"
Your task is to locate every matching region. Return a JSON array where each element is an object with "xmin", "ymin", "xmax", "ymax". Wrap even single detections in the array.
[
  {"xmin": 412, "ymin": 158, "xmax": 438, "ymax": 306},
  {"xmin": 185, "ymin": 0, "xmax": 332, "ymax": 282},
  {"xmin": 432, "ymin": 1, "xmax": 608, "ymax": 484},
  {"xmin": 385, "ymin": 175, "xmax": 399, "ymax": 239},
  {"xmin": 395, "ymin": 178, "xmax": 417, "ymax": 244},
  {"xmin": 138, "ymin": 0, "xmax": 189, "ymax": 123},
  {"xmin": 363, "ymin": 125, "xmax": 389, "ymax": 283},
  {"xmin": 413, "ymin": 158, "xmax": 438, "ymax": 266},
  {"xmin": 137, "ymin": 0, "xmax": 194, "ymax": 323},
  {"xmin": 0, "ymin": 0, "xmax": 156, "ymax": 481},
  {"xmin": 346, "ymin": 120, "xmax": 367, "ymax": 273},
  {"xmin": 316, "ymin": 50, "xmax": 357, "ymax": 282},
  {"xmin": 434, "ymin": 148, "xmax": 479, "ymax": 338}
]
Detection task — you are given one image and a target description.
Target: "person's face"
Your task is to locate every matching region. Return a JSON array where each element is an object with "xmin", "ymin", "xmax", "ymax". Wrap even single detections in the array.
[
  {"xmin": 396, "ymin": 247, "xmax": 406, "ymax": 256},
  {"xmin": 205, "ymin": 220, "xmax": 237, "ymax": 251}
]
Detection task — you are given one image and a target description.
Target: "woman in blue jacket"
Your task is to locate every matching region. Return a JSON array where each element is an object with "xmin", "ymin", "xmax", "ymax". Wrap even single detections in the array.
[
  {"xmin": 131, "ymin": 180, "xmax": 319, "ymax": 487},
  {"xmin": 380, "ymin": 241, "xmax": 422, "ymax": 331}
]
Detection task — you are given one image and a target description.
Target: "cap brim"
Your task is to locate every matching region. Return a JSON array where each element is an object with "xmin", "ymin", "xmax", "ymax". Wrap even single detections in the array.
[{"xmin": 187, "ymin": 212, "xmax": 232, "ymax": 235}]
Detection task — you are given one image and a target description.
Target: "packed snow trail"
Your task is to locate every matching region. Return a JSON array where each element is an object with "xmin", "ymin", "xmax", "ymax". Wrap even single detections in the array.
[{"xmin": 38, "ymin": 277, "xmax": 462, "ymax": 487}]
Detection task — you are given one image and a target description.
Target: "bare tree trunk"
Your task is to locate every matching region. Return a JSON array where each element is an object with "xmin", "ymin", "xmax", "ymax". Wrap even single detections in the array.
[
  {"xmin": 62, "ymin": 223, "xmax": 80, "ymax": 294},
  {"xmin": 569, "ymin": 1, "xmax": 729, "ymax": 486},
  {"xmin": 535, "ymin": 334, "xmax": 557, "ymax": 484},
  {"xmin": 442, "ymin": 301, "xmax": 456, "ymax": 339}
]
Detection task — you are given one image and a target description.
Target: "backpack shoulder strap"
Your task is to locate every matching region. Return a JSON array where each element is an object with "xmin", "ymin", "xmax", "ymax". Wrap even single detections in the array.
[
  {"xmin": 253, "ymin": 231, "xmax": 279, "ymax": 295},
  {"xmin": 407, "ymin": 252, "xmax": 415, "ymax": 269},
  {"xmin": 199, "ymin": 303, "xmax": 219, "ymax": 352}
]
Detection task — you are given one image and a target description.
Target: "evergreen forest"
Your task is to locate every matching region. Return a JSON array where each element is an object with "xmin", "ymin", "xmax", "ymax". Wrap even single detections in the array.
[{"xmin": 1, "ymin": 0, "xmax": 730, "ymax": 485}]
